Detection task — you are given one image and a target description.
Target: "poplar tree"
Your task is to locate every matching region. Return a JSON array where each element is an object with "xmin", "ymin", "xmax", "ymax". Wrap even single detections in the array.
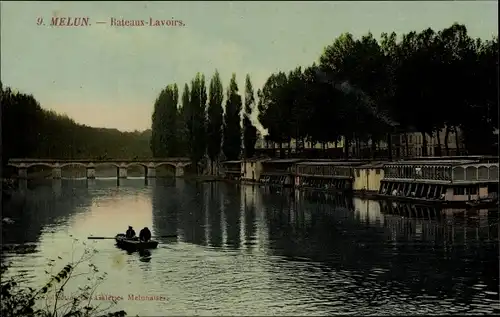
[
  {"xmin": 150, "ymin": 84, "xmax": 180, "ymax": 157},
  {"xmin": 243, "ymin": 74, "xmax": 258, "ymax": 158},
  {"xmin": 223, "ymin": 74, "xmax": 242, "ymax": 160},
  {"xmin": 187, "ymin": 73, "xmax": 208, "ymax": 172},
  {"xmin": 207, "ymin": 70, "xmax": 224, "ymax": 174}
]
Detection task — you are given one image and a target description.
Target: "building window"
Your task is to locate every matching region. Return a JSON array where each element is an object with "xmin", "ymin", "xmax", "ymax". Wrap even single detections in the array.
[
  {"xmin": 356, "ymin": 169, "xmax": 360, "ymax": 177},
  {"xmin": 453, "ymin": 187, "xmax": 465, "ymax": 195},
  {"xmin": 376, "ymin": 169, "xmax": 380, "ymax": 175},
  {"xmin": 468, "ymin": 186, "xmax": 478, "ymax": 195}
]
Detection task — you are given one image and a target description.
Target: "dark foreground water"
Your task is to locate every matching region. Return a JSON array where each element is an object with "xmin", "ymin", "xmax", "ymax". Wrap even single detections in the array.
[{"xmin": 2, "ymin": 179, "xmax": 499, "ymax": 316}]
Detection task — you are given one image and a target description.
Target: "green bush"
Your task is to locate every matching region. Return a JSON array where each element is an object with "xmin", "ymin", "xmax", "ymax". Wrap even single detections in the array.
[{"xmin": 1, "ymin": 239, "xmax": 127, "ymax": 317}]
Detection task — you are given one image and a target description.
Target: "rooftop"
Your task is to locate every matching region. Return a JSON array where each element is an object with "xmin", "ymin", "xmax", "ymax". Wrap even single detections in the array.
[
  {"xmin": 297, "ymin": 161, "xmax": 367, "ymax": 166},
  {"xmin": 356, "ymin": 162, "xmax": 386, "ymax": 169},
  {"xmin": 266, "ymin": 158, "xmax": 304, "ymax": 164},
  {"xmin": 242, "ymin": 157, "xmax": 271, "ymax": 162},
  {"xmin": 386, "ymin": 160, "xmax": 477, "ymax": 166},
  {"xmin": 222, "ymin": 160, "xmax": 242, "ymax": 164}
]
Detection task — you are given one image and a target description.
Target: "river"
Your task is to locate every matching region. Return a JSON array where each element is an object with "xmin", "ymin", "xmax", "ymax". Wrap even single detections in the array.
[{"xmin": 2, "ymin": 178, "xmax": 499, "ymax": 316}]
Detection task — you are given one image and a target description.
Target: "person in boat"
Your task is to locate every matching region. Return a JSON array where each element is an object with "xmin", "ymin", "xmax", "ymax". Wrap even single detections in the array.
[
  {"xmin": 139, "ymin": 227, "xmax": 152, "ymax": 242},
  {"xmin": 125, "ymin": 226, "xmax": 136, "ymax": 239}
]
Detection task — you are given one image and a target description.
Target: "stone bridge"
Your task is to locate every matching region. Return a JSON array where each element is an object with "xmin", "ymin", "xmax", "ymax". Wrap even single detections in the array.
[{"xmin": 7, "ymin": 158, "xmax": 192, "ymax": 179}]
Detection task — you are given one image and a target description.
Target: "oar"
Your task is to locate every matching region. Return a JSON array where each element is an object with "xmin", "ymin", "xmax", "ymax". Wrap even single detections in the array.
[{"xmin": 87, "ymin": 235, "xmax": 177, "ymax": 240}]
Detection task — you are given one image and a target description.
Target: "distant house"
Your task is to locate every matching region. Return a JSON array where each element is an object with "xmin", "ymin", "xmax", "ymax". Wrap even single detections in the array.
[{"xmin": 391, "ymin": 125, "xmax": 464, "ymax": 157}]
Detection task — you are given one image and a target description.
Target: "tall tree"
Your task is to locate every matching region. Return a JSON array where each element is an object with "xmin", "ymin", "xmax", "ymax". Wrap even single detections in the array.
[
  {"xmin": 187, "ymin": 73, "xmax": 208, "ymax": 172},
  {"xmin": 207, "ymin": 70, "xmax": 224, "ymax": 173},
  {"xmin": 150, "ymin": 85, "xmax": 180, "ymax": 157},
  {"xmin": 150, "ymin": 89, "xmax": 167, "ymax": 157},
  {"xmin": 243, "ymin": 74, "xmax": 258, "ymax": 158},
  {"xmin": 223, "ymin": 74, "xmax": 243, "ymax": 160},
  {"xmin": 257, "ymin": 72, "xmax": 289, "ymax": 156}
]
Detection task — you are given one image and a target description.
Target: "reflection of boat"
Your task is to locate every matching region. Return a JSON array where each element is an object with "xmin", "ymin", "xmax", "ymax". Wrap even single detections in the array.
[
  {"xmin": 115, "ymin": 234, "xmax": 158, "ymax": 250},
  {"xmin": 466, "ymin": 197, "xmax": 498, "ymax": 209}
]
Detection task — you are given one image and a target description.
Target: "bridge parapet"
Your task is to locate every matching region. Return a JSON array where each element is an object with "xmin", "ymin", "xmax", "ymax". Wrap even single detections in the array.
[
  {"xmin": 7, "ymin": 158, "xmax": 193, "ymax": 179},
  {"xmin": 8, "ymin": 157, "xmax": 191, "ymax": 164}
]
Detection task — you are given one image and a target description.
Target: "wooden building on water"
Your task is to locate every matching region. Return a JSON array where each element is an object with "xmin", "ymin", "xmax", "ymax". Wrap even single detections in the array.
[
  {"xmin": 259, "ymin": 158, "xmax": 303, "ymax": 186},
  {"xmin": 221, "ymin": 160, "xmax": 242, "ymax": 180},
  {"xmin": 294, "ymin": 161, "xmax": 367, "ymax": 192},
  {"xmin": 353, "ymin": 162, "xmax": 386, "ymax": 193},
  {"xmin": 378, "ymin": 159, "xmax": 499, "ymax": 205},
  {"xmin": 241, "ymin": 157, "xmax": 270, "ymax": 183}
]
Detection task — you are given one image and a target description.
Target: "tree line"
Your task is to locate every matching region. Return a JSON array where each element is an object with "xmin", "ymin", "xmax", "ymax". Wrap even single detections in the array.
[
  {"xmin": 257, "ymin": 23, "xmax": 498, "ymax": 158},
  {"xmin": 150, "ymin": 72, "xmax": 259, "ymax": 173},
  {"xmin": 1, "ymin": 82, "xmax": 152, "ymax": 173},
  {"xmin": 151, "ymin": 23, "xmax": 498, "ymax": 167}
]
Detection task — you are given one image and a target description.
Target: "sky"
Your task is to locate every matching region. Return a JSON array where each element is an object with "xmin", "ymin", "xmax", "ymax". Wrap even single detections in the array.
[{"xmin": 1, "ymin": 1, "xmax": 498, "ymax": 132}]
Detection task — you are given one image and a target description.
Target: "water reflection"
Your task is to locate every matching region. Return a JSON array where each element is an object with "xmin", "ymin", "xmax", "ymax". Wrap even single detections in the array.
[
  {"xmin": 151, "ymin": 178, "xmax": 178, "ymax": 240},
  {"xmin": 260, "ymin": 190, "xmax": 499, "ymax": 313},
  {"xmin": 2, "ymin": 179, "xmax": 93, "ymax": 244},
  {"xmin": 138, "ymin": 250, "xmax": 152, "ymax": 262},
  {"xmin": 3, "ymin": 180, "xmax": 499, "ymax": 315}
]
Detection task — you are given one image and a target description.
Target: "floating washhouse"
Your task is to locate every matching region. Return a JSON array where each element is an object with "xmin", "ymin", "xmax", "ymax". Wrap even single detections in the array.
[
  {"xmin": 294, "ymin": 160, "xmax": 367, "ymax": 192},
  {"xmin": 378, "ymin": 159, "xmax": 499, "ymax": 205},
  {"xmin": 352, "ymin": 162, "xmax": 386, "ymax": 193},
  {"xmin": 241, "ymin": 157, "xmax": 270, "ymax": 183},
  {"xmin": 259, "ymin": 158, "xmax": 303, "ymax": 186},
  {"xmin": 221, "ymin": 160, "xmax": 242, "ymax": 180}
]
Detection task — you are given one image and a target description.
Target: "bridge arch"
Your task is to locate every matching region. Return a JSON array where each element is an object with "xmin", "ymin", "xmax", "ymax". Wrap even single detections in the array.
[
  {"xmin": 126, "ymin": 163, "xmax": 148, "ymax": 169},
  {"xmin": 154, "ymin": 162, "xmax": 177, "ymax": 168},
  {"xmin": 126, "ymin": 163, "xmax": 148, "ymax": 177},
  {"xmin": 25, "ymin": 163, "xmax": 55, "ymax": 169},
  {"xmin": 93, "ymin": 163, "xmax": 120, "ymax": 178},
  {"xmin": 59, "ymin": 162, "xmax": 89, "ymax": 178},
  {"xmin": 94, "ymin": 162, "xmax": 120, "ymax": 168},
  {"xmin": 59, "ymin": 162, "xmax": 88, "ymax": 168},
  {"xmin": 154, "ymin": 162, "xmax": 178, "ymax": 177}
]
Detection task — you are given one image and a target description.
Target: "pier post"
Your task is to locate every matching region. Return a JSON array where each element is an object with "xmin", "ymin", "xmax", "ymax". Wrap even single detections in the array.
[
  {"xmin": 53, "ymin": 179, "xmax": 62, "ymax": 197},
  {"xmin": 147, "ymin": 167, "xmax": 156, "ymax": 178},
  {"xmin": 175, "ymin": 166, "xmax": 184, "ymax": 177},
  {"xmin": 19, "ymin": 179, "xmax": 27, "ymax": 193},
  {"xmin": 118, "ymin": 167, "xmax": 127, "ymax": 178},
  {"xmin": 86, "ymin": 167, "xmax": 96, "ymax": 179},
  {"xmin": 52, "ymin": 167, "xmax": 62, "ymax": 179},
  {"xmin": 18, "ymin": 168, "xmax": 27, "ymax": 179}
]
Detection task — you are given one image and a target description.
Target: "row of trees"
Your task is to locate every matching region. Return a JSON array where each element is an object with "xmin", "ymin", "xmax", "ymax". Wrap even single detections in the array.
[
  {"xmin": 151, "ymin": 23, "xmax": 497, "ymax": 166},
  {"xmin": 257, "ymin": 23, "xmax": 498, "ymax": 157},
  {"xmin": 1, "ymin": 83, "xmax": 152, "ymax": 173},
  {"xmin": 150, "ymin": 72, "xmax": 258, "ymax": 172}
]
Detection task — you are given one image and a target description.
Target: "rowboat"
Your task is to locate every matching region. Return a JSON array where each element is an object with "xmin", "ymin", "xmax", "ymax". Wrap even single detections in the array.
[{"xmin": 115, "ymin": 233, "xmax": 159, "ymax": 250}]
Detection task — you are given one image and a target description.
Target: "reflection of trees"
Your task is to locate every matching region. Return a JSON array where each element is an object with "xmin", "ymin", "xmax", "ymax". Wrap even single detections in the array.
[
  {"xmin": 263, "ymin": 190, "xmax": 499, "ymax": 306},
  {"xmin": 222, "ymin": 185, "xmax": 241, "ymax": 249},
  {"xmin": 241, "ymin": 186, "xmax": 257, "ymax": 251},
  {"xmin": 1, "ymin": 180, "xmax": 94, "ymax": 245},
  {"xmin": 151, "ymin": 178, "xmax": 178, "ymax": 238},
  {"xmin": 169, "ymin": 180, "xmax": 206, "ymax": 246},
  {"xmin": 207, "ymin": 183, "xmax": 222, "ymax": 248}
]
